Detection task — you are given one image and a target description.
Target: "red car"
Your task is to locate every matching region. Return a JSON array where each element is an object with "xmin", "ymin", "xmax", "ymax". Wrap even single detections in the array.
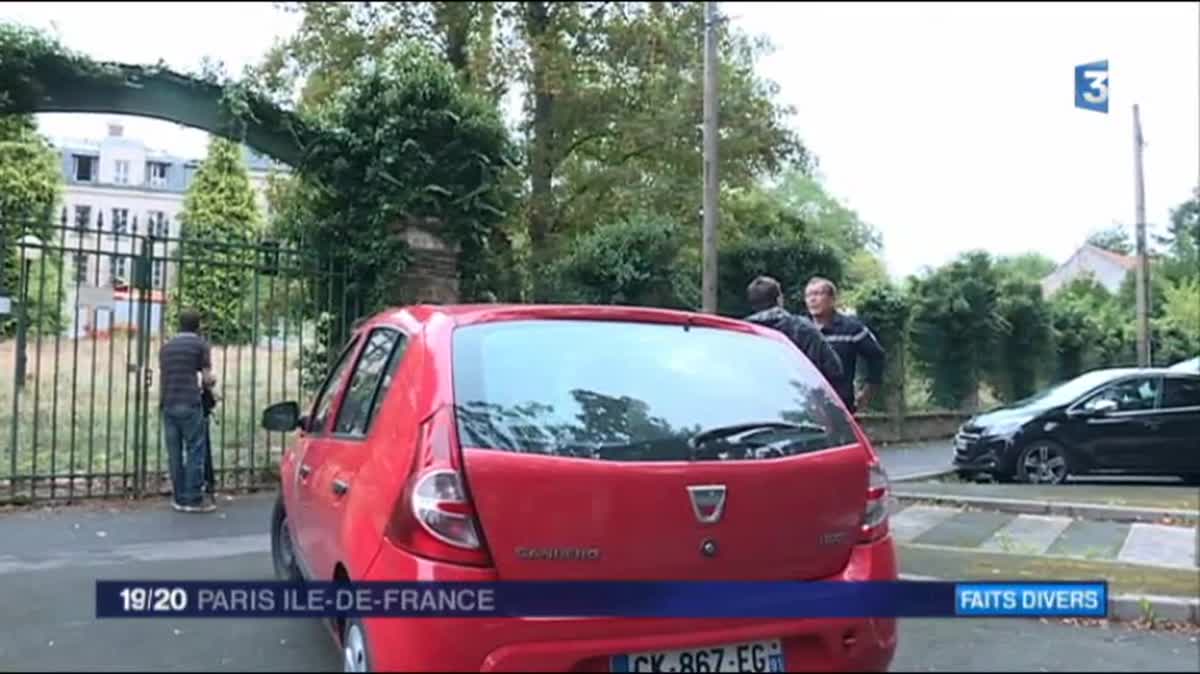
[{"xmin": 263, "ymin": 304, "xmax": 898, "ymax": 673}]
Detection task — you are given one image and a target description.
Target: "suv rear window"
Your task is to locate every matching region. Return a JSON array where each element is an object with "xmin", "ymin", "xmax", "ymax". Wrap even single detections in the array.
[{"xmin": 451, "ymin": 319, "xmax": 858, "ymax": 461}]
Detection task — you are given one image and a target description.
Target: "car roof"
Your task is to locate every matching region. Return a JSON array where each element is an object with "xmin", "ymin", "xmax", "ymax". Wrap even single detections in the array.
[
  {"xmin": 1087, "ymin": 366, "xmax": 1197, "ymax": 379},
  {"xmin": 371, "ymin": 303, "xmax": 771, "ymax": 334}
]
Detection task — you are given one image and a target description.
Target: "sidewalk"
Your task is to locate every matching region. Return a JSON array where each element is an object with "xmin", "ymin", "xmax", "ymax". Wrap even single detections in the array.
[
  {"xmin": 894, "ymin": 480, "xmax": 1200, "ymax": 512},
  {"xmin": 891, "ymin": 500, "xmax": 1200, "ymax": 624}
]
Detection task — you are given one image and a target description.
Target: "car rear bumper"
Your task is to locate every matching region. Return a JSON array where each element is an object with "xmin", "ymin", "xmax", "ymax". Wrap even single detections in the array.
[{"xmin": 360, "ymin": 537, "xmax": 899, "ymax": 672}]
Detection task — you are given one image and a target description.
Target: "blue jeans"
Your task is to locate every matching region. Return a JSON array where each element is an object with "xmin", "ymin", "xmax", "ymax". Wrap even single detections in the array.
[{"xmin": 164, "ymin": 404, "xmax": 207, "ymax": 506}]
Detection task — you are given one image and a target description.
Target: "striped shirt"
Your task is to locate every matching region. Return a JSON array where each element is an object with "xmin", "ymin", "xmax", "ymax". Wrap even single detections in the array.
[
  {"xmin": 159, "ymin": 332, "xmax": 211, "ymax": 410},
  {"xmin": 810, "ymin": 312, "xmax": 886, "ymax": 412}
]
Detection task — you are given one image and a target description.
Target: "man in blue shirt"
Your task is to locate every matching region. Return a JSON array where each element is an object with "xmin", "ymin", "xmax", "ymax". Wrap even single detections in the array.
[
  {"xmin": 160, "ymin": 308, "xmax": 218, "ymax": 512},
  {"xmin": 804, "ymin": 277, "xmax": 887, "ymax": 415}
]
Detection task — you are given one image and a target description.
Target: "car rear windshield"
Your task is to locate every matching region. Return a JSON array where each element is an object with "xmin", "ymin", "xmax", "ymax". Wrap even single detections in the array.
[{"xmin": 451, "ymin": 319, "xmax": 859, "ymax": 461}]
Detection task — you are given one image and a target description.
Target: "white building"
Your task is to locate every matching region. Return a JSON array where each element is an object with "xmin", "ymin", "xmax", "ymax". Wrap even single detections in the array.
[
  {"xmin": 1041, "ymin": 244, "xmax": 1138, "ymax": 297},
  {"xmin": 50, "ymin": 122, "xmax": 287, "ymax": 336}
]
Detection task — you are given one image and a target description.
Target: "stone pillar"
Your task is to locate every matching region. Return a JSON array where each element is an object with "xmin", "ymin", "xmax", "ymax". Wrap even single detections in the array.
[{"xmin": 394, "ymin": 221, "xmax": 461, "ymax": 305}]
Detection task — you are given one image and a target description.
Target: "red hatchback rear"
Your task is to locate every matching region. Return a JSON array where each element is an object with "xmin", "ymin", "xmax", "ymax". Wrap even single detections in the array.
[{"xmin": 266, "ymin": 304, "xmax": 898, "ymax": 673}]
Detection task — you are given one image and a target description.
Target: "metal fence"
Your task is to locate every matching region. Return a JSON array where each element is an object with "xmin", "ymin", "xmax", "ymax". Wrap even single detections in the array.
[{"xmin": 1, "ymin": 222, "xmax": 362, "ymax": 504}]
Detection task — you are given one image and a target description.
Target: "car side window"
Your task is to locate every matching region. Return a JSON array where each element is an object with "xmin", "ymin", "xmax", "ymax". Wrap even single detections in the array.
[
  {"xmin": 1162, "ymin": 377, "xmax": 1200, "ymax": 409},
  {"xmin": 332, "ymin": 328, "xmax": 407, "ymax": 438},
  {"xmin": 309, "ymin": 336, "xmax": 363, "ymax": 434},
  {"xmin": 1084, "ymin": 377, "xmax": 1160, "ymax": 413}
]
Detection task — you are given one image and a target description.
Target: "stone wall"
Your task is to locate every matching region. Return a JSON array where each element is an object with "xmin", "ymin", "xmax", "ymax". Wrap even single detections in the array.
[{"xmin": 857, "ymin": 412, "xmax": 971, "ymax": 445}]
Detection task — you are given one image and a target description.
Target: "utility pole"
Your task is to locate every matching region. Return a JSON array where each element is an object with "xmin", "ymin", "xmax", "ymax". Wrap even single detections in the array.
[
  {"xmin": 701, "ymin": 1, "xmax": 720, "ymax": 314},
  {"xmin": 1133, "ymin": 104, "xmax": 1151, "ymax": 367}
]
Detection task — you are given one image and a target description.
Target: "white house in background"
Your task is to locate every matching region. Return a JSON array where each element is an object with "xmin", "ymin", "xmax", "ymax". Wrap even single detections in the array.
[
  {"xmin": 49, "ymin": 121, "xmax": 287, "ymax": 337},
  {"xmin": 1041, "ymin": 244, "xmax": 1138, "ymax": 297}
]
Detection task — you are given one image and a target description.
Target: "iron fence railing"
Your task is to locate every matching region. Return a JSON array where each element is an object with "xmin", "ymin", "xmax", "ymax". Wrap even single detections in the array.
[{"xmin": 1, "ymin": 222, "xmax": 364, "ymax": 504}]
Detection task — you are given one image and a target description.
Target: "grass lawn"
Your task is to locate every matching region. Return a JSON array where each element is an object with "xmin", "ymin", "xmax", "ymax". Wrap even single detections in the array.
[{"xmin": 1, "ymin": 331, "xmax": 311, "ymax": 500}]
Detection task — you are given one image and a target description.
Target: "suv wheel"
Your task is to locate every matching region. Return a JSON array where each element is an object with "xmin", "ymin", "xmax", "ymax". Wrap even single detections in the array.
[
  {"xmin": 1015, "ymin": 441, "xmax": 1070, "ymax": 485},
  {"xmin": 270, "ymin": 493, "xmax": 302, "ymax": 581}
]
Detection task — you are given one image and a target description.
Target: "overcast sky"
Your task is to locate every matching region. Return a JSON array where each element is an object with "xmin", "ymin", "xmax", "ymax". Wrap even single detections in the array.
[{"xmin": 4, "ymin": 1, "xmax": 1198, "ymax": 279}]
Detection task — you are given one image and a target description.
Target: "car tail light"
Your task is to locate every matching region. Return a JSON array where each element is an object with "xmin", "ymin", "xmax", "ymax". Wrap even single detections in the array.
[
  {"xmin": 387, "ymin": 407, "xmax": 493, "ymax": 567},
  {"xmin": 860, "ymin": 461, "xmax": 890, "ymax": 543}
]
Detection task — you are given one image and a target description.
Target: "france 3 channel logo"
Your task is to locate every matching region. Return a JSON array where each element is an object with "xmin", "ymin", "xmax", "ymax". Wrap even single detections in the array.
[{"xmin": 1075, "ymin": 60, "xmax": 1109, "ymax": 114}]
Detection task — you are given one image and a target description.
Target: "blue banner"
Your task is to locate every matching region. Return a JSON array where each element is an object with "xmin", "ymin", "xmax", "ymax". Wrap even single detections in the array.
[{"xmin": 95, "ymin": 580, "xmax": 1108, "ymax": 619}]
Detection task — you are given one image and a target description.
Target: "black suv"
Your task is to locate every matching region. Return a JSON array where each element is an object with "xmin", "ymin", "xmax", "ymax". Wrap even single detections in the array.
[{"xmin": 953, "ymin": 368, "xmax": 1200, "ymax": 484}]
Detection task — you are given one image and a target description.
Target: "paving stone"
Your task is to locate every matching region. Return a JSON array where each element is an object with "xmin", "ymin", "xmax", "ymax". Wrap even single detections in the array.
[
  {"xmin": 889, "ymin": 505, "xmax": 961, "ymax": 542},
  {"xmin": 1044, "ymin": 520, "xmax": 1131, "ymax": 561},
  {"xmin": 912, "ymin": 510, "xmax": 1014, "ymax": 548},
  {"xmin": 1117, "ymin": 523, "xmax": 1199, "ymax": 569},
  {"xmin": 979, "ymin": 514, "xmax": 1073, "ymax": 555}
]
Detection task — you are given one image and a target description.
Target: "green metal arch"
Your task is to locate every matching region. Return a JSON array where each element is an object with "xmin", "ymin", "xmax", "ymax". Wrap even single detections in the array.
[{"xmin": 2, "ymin": 61, "xmax": 314, "ymax": 167}]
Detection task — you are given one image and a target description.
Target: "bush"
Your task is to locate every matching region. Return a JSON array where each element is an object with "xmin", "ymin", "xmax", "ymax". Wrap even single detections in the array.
[
  {"xmin": 908, "ymin": 251, "xmax": 1004, "ymax": 411},
  {"xmin": 852, "ymin": 281, "xmax": 911, "ymax": 413},
  {"xmin": 543, "ymin": 217, "xmax": 698, "ymax": 309},
  {"xmin": 283, "ymin": 42, "xmax": 517, "ymax": 317},
  {"xmin": 716, "ymin": 234, "xmax": 843, "ymax": 317}
]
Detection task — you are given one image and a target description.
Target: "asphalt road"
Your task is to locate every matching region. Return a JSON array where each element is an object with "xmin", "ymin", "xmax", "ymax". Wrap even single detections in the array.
[
  {"xmin": 874, "ymin": 440, "xmax": 954, "ymax": 480},
  {"xmin": 1, "ymin": 491, "xmax": 1198, "ymax": 672}
]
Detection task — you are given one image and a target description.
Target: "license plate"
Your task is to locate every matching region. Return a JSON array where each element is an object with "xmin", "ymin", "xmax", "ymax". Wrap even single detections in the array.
[{"xmin": 611, "ymin": 639, "xmax": 785, "ymax": 673}]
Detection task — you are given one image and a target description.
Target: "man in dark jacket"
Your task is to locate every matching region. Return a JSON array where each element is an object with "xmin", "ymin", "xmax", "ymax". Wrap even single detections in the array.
[
  {"xmin": 745, "ymin": 276, "xmax": 844, "ymax": 385},
  {"xmin": 804, "ymin": 276, "xmax": 887, "ymax": 415}
]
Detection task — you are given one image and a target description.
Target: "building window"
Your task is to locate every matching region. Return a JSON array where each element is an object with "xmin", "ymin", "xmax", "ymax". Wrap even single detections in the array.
[
  {"xmin": 147, "ymin": 210, "xmax": 168, "ymax": 238},
  {"xmin": 73, "ymin": 155, "xmax": 96, "ymax": 182},
  {"xmin": 74, "ymin": 205, "xmax": 92, "ymax": 232},
  {"xmin": 152, "ymin": 260, "xmax": 165, "ymax": 289},
  {"xmin": 112, "ymin": 256, "xmax": 128, "ymax": 286},
  {"xmin": 114, "ymin": 160, "xmax": 130, "ymax": 185},
  {"xmin": 112, "ymin": 208, "xmax": 129, "ymax": 234},
  {"xmin": 147, "ymin": 162, "xmax": 168, "ymax": 187},
  {"xmin": 74, "ymin": 254, "xmax": 89, "ymax": 285}
]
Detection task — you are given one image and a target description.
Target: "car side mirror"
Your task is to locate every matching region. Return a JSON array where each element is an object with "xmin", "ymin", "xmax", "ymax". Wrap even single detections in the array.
[
  {"xmin": 1073, "ymin": 399, "xmax": 1118, "ymax": 419},
  {"xmin": 262, "ymin": 401, "xmax": 302, "ymax": 432}
]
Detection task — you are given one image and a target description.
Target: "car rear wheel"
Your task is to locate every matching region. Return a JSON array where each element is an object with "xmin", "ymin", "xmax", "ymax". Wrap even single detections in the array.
[
  {"xmin": 271, "ymin": 493, "xmax": 302, "ymax": 581},
  {"xmin": 342, "ymin": 618, "xmax": 372, "ymax": 673},
  {"xmin": 1015, "ymin": 441, "xmax": 1070, "ymax": 485}
]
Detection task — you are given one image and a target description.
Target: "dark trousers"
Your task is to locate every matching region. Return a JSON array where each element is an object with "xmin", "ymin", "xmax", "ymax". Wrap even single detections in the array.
[
  {"xmin": 203, "ymin": 413, "xmax": 214, "ymax": 495},
  {"xmin": 164, "ymin": 404, "xmax": 207, "ymax": 506}
]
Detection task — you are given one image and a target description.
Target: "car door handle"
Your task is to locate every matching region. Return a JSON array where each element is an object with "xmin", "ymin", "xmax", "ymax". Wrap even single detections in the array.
[
  {"xmin": 298, "ymin": 464, "xmax": 312, "ymax": 479},
  {"xmin": 332, "ymin": 479, "xmax": 350, "ymax": 497}
]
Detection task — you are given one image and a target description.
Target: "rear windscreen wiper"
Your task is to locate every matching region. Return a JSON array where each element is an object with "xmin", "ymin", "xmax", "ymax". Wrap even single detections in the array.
[{"xmin": 688, "ymin": 420, "xmax": 828, "ymax": 449}]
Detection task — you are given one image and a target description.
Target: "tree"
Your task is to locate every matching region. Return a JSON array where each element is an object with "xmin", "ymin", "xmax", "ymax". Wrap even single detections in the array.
[
  {"xmin": 989, "ymin": 278, "xmax": 1054, "ymax": 401},
  {"xmin": 1156, "ymin": 187, "xmax": 1200, "ymax": 284},
  {"xmin": 995, "ymin": 252, "xmax": 1056, "ymax": 284},
  {"xmin": 545, "ymin": 216, "xmax": 697, "ymax": 309},
  {"xmin": 1086, "ymin": 225, "xmax": 1133, "ymax": 255},
  {"xmin": 1, "ymin": 112, "xmax": 63, "ymax": 338},
  {"xmin": 170, "ymin": 137, "xmax": 261, "ymax": 344},
  {"xmin": 275, "ymin": 42, "xmax": 517, "ymax": 316},
  {"xmin": 716, "ymin": 234, "xmax": 843, "ymax": 318},
  {"xmin": 766, "ymin": 170, "xmax": 881, "ymax": 257},
  {"xmin": 256, "ymin": 2, "xmax": 811, "ymax": 269},
  {"xmin": 852, "ymin": 282, "xmax": 911, "ymax": 415},
  {"xmin": 1155, "ymin": 275, "xmax": 1200, "ymax": 364},
  {"xmin": 908, "ymin": 251, "xmax": 1004, "ymax": 411}
]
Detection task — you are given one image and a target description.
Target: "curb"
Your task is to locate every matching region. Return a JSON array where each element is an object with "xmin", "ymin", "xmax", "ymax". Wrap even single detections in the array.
[
  {"xmin": 898, "ymin": 574, "xmax": 1200, "ymax": 625},
  {"xmin": 892, "ymin": 491, "xmax": 1199, "ymax": 525},
  {"xmin": 891, "ymin": 468, "xmax": 956, "ymax": 484}
]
